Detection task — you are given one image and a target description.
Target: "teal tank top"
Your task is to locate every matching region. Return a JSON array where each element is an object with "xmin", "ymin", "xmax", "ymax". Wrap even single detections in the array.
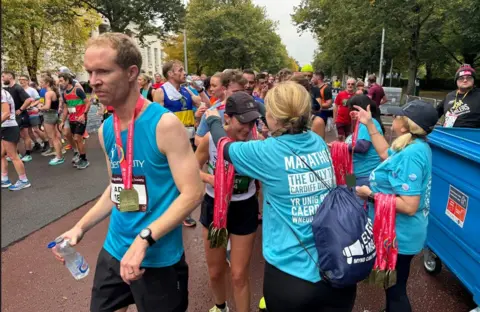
[{"xmin": 102, "ymin": 103, "xmax": 183, "ymax": 267}]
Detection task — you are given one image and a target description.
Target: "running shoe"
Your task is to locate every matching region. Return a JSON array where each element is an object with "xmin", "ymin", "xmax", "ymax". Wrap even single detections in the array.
[
  {"xmin": 83, "ymin": 130, "xmax": 90, "ymax": 139},
  {"xmin": 72, "ymin": 152, "xmax": 80, "ymax": 165},
  {"xmin": 21, "ymin": 155, "xmax": 33, "ymax": 162},
  {"xmin": 76, "ymin": 159, "xmax": 90, "ymax": 170},
  {"xmin": 183, "ymin": 216, "xmax": 197, "ymax": 227},
  {"xmin": 49, "ymin": 157, "xmax": 65, "ymax": 166},
  {"xmin": 209, "ymin": 305, "xmax": 229, "ymax": 312},
  {"xmin": 2, "ymin": 180, "xmax": 12, "ymax": 188},
  {"xmin": 62, "ymin": 148, "xmax": 67, "ymax": 154},
  {"xmin": 33, "ymin": 143, "xmax": 42, "ymax": 152},
  {"xmin": 8, "ymin": 179, "xmax": 31, "ymax": 191},
  {"xmin": 41, "ymin": 147, "xmax": 55, "ymax": 156},
  {"xmin": 41, "ymin": 144, "xmax": 50, "ymax": 153},
  {"xmin": 64, "ymin": 144, "xmax": 72, "ymax": 150}
]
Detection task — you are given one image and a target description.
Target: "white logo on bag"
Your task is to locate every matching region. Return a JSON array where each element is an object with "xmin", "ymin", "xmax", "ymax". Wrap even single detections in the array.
[{"xmin": 342, "ymin": 219, "xmax": 376, "ymax": 265}]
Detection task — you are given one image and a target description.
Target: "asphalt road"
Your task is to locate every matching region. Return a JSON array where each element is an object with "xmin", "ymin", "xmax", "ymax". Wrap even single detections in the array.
[
  {"xmin": 1, "ymin": 109, "xmax": 108, "ymax": 248},
  {"xmin": 1, "ymin": 203, "xmax": 476, "ymax": 312},
  {"xmin": 1, "ymin": 121, "xmax": 477, "ymax": 311}
]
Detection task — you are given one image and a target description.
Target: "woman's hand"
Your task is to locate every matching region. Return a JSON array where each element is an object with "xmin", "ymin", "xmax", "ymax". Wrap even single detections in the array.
[
  {"xmin": 205, "ymin": 109, "xmax": 220, "ymax": 120},
  {"xmin": 353, "ymin": 105, "xmax": 372, "ymax": 125},
  {"xmin": 355, "ymin": 185, "xmax": 372, "ymax": 200}
]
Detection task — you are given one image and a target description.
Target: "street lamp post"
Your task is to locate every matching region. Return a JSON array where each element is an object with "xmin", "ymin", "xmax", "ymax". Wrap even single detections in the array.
[
  {"xmin": 378, "ymin": 27, "xmax": 385, "ymax": 85},
  {"xmin": 183, "ymin": 0, "xmax": 188, "ymax": 74}
]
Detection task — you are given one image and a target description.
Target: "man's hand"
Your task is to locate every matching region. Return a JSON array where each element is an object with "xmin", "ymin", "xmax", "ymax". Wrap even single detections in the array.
[
  {"xmin": 120, "ymin": 236, "xmax": 148, "ymax": 285},
  {"xmin": 205, "ymin": 109, "xmax": 220, "ymax": 119},
  {"xmin": 77, "ymin": 114, "xmax": 86, "ymax": 123},
  {"xmin": 195, "ymin": 106, "xmax": 208, "ymax": 119},
  {"xmin": 52, "ymin": 226, "xmax": 84, "ymax": 264},
  {"xmin": 15, "ymin": 109, "xmax": 21, "ymax": 116}
]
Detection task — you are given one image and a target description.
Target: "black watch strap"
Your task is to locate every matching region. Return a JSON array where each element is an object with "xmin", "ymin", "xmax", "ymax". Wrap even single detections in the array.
[{"xmin": 145, "ymin": 235, "xmax": 155, "ymax": 246}]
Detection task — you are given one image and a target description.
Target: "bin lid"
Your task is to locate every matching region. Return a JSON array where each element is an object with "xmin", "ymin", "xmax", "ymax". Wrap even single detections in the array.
[{"xmin": 428, "ymin": 127, "xmax": 480, "ymax": 163}]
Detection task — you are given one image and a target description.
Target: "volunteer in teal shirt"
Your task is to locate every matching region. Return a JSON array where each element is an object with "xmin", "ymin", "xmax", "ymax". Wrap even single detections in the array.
[
  {"xmin": 354, "ymin": 99, "xmax": 438, "ymax": 312},
  {"xmin": 205, "ymin": 82, "xmax": 357, "ymax": 312}
]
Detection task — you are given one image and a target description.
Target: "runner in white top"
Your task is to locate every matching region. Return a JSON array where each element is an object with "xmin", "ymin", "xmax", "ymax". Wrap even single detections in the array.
[{"xmin": 1, "ymin": 89, "xmax": 31, "ymax": 190}]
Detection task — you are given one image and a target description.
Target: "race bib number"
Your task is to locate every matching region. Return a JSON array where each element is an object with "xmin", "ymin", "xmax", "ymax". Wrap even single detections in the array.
[
  {"xmin": 233, "ymin": 175, "xmax": 251, "ymax": 194},
  {"xmin": 111, "ymin": 174, "xmax": 148, "ymax": 212},
  {"xmin": 185, "ymin": 126, "xmax": 195, "ymax": 139},
  {"xmin": 68, "ymin": 107, "xmax": 76, "ymax": 113},
  {"xmin": 443, "ymin": 111, "xmax": 457, "ymax": 128}
]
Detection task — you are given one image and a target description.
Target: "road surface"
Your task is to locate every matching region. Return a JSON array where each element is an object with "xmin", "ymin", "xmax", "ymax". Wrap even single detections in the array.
[{"xmin": 1, "ymin": 124, "xmax": 476, "ymax": 311}]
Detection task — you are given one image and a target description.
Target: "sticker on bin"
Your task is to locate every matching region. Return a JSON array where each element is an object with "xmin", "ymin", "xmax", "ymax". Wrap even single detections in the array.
[{"xmin": 445, "ymin": 185, "xmax": 469, "ymax": 228}]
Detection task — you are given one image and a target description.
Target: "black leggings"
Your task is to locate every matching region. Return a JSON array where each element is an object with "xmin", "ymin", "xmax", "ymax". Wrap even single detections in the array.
[
  {"xmin": 386, "ymin": 254, "xmax": 414, "ymax": 312},
  {"xmin": 263, "ymin": 262, "xmax": 356, "ymax": 312}
]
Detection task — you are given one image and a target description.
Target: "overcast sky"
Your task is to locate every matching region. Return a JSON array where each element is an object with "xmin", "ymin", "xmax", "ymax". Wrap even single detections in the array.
[{"xmin": 252, "ymin": 0, "xmax": 316, "ymax": 66}]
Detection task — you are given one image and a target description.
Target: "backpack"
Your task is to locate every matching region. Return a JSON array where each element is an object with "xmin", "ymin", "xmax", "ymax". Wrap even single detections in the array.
[{"xmin": 274, "ymin": 139, "xmax": 376, "ymax": 288}]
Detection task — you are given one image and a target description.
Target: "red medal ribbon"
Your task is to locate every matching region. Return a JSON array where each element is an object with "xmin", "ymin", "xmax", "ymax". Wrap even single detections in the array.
[
  {"xmin": 113, "ymin": 96, "xmax": 145, "ymax": 190},
  {"xmin": 373, "ymin": 193, "xmax": 397, "ymax": 271},
  {"xmin": 213, "ymin": 137, "xmax": 235, "ymax": 228},
  {"xmin": 331, "ymin": 119, "xmax": 360, "ymax": 185}
]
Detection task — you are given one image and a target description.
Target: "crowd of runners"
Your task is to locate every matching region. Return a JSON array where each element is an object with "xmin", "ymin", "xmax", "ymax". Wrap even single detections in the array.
[{"xmin": 2, "ymin": 31, "xmax": 479, "ymax": 312}]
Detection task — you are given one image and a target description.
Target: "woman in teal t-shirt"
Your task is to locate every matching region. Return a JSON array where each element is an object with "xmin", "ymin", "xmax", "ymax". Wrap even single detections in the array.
[
  {"xmin": 345, "ymin": 95, "xmax": 384, "ymax": 190},
  {"xmin": 354, "ymin": 100, "xmax": 439, "ymax": 312},
  {"xmin": 205, "ymin": 82, "xmax": 357, "ymax": 312}
]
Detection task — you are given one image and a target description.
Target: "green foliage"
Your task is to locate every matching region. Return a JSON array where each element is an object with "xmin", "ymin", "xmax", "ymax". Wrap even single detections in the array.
[
  {"xmin": 2, "ymin": 0, "xmax": 100, "ymax": 80},
  {"xmin": 72, "ymin": 0, "xmax": 186, "ymax": 42},
  {"xmin": 293, "ymin": 0, "xmax": 480, "ymax": 93},
  {"xmin": 179, "ymin": 0, "xmax": 293, "ymax": 74}
]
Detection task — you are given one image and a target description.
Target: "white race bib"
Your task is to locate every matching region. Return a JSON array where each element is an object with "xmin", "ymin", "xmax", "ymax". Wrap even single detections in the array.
[
  {"xmin": 111, "ymin": 174, "xmax": 148, "ymax": 212},
  {"xmin": 67, "ymin": 107, "xmax": 76, "ymax": 113},
  {"xmin": 443, "ymin": 111, "xmax": 458, "ymax": 128},
  {"xmin": 185, "ymin": 126, "xmax": 195, "ymax": 139}
]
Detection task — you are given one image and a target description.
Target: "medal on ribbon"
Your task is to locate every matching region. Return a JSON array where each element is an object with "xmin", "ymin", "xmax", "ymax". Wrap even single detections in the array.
[
  {"xmin": 113, "ymin": 96, "xmax": 145, "ymax": 212},
  {"xmin": 208, "ymin": 137, "xmax": 235, "ymax": 248}
]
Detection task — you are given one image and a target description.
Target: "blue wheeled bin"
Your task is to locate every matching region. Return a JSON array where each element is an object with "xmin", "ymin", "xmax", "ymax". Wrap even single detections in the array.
[{"xmin": 423, "ymin": 127, "xmax": 480, "ymax": 310}]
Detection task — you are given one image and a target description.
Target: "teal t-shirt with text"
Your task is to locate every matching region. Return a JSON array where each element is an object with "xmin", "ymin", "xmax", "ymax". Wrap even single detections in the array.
[
  {"xmin": 229, "ymin": 131, "xmax": 334, "ymax": 283},
  {"xmin": 345, "ymin": 119, "xmax": 383, "ymax": 177},
  {"xmin": 368, "ymin": 139, "xmax": 432, "ymax": 255}
]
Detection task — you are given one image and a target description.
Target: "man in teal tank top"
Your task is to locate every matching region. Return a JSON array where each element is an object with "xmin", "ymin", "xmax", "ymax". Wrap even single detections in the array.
[{"xmin": 52, "ymin": 33, "xmax": 204, "ymax": 312}]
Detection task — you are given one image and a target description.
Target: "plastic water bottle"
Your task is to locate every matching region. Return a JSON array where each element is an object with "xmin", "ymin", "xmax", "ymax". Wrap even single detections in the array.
[{"xmin": 48, "ymin": 237, "xmax": 90, "ymax": 280}]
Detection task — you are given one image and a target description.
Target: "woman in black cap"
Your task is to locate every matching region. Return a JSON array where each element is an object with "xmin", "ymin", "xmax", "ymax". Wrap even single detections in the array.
[{"xmin": 354, "ymin": 100, "xmax": 439, "ymax": 312}]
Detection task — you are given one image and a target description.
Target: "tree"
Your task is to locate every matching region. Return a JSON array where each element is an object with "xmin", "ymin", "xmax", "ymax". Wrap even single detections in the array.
[
  {"xmin": 162, "ymin": 33, "xmax": 208, "ymax": 75},
  {"xmin": 1, "ymin": 0, "xmax": 100, "ymax": 81},
  {"xmin": 292, "ymin": 0, "xmax": 454, "ymax": 95},
  {"xmin": 71, "ymin": 0, "xmax": 185, "ymax": 42},
  {"xmin": 183, "ymin": 0, "xmax": 292, "ymax": 73}
]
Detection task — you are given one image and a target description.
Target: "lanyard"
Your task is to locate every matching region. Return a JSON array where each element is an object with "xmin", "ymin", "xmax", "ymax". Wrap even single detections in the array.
[{"xmin": 113, "ymin": 96, "xmax": 145, "ymax": 190}]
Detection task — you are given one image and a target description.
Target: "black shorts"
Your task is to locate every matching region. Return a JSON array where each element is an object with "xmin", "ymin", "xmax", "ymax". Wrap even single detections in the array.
[
  {"xmin": 336, "ymin": 123, "xmax": 352, "ymax": 138},
  {"xmin": 200, "ymin": 193, "xmax": 259, "ymax": 236},
  {"xmin": 1, "ymin": 126, "xmax": 20, "ymax": 143},
  {"xmin": 263, "ymin": 262, "xmax": 357, "ymax": 312},
  {"xmin": 91, "ymin": 248, "xmax": 189, "ymax": 312},
  {"xmin": 15, "ymin": 111, "xmax": 30, "ymax": 129},
  {"xmin": 70, "ymin": 121, "xmax": 86, "ymax": 136}
]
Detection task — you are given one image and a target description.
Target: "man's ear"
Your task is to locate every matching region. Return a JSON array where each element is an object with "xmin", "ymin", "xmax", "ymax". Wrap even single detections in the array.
[{"xmin": 127, "ymin": 66, "xmax": 140, "ymax": 83}]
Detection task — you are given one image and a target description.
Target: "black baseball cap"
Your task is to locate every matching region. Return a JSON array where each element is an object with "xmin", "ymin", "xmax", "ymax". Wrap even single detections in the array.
[
  {"xmin": 225, "ymin": 92, "xmax": 261, "ymax": 123},
  {"xmin": 387, "ymin": 100, "xmax": 439, "ymax": 134}
]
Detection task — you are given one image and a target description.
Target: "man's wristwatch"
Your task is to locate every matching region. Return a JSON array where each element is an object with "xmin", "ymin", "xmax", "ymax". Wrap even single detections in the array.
[{"xmin": 139, "ymin": 228, "xmax": 156, "ymax": 246}]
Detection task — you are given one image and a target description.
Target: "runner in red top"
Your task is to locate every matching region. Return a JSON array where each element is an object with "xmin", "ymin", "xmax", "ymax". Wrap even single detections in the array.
[
  {"xmin": 334, "ymin": 78, "xmax": 356, "ymax": 141},
  {"xmin": 152, "ymin": 73, "xmax": 164, "ymax": 89}
]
